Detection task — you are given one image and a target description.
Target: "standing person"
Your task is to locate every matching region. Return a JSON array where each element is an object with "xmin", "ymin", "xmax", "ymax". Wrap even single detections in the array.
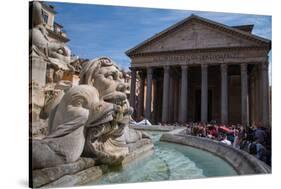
[
  {"xmin": 253, "ymin": 122, "xmax": 269, "ymax": 164},
  {"xmin": 256, "ymin": 143, "xmax": 267, "ymax": 163},
  {"xmin": 233, "ymin": 129, "xmax": 240, "ymax": 148},
  {"xmin": 265, "ymin": 127, "xmax": 272, "ymax": 166},
  {"xmin": 254, "ymin": 122, "xmax": 267, "ymax": 146},
  {"xmin": 202, "ymin": 123, "xmax": 207, "ymax": 137}
]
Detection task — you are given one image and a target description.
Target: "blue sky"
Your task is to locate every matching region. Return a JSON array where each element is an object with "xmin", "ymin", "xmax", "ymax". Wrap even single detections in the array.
[{"xmin": 48, "ymin": 1, "xmax": 272, "ymax": 72}]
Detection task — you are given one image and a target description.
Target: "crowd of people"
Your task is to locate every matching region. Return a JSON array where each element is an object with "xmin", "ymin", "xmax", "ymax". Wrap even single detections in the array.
[
  {"xmin": 131, "ymin": 116, "xmax": 271, "ymax": 166},
  {"xmin": 183, "ymin": 121, "xmax": 271, "ymax": 166}
]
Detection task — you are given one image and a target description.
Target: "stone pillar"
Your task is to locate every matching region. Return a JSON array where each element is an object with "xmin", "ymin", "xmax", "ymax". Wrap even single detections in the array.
[
  {"xmin": 201, "ymin": 64, "xmax": 208, "ymax": 123},
  {"xmin": 162, "ymin": 66, "xmax": 170, "ymax": 123},
  {"xmin": 157, "ymin": 80, "xmax": 163, "ymax": 122},
  {"xmin": 179, "ymin": 65, "xmax": 188, "ymax": 123},
  {"xmin": 145, "ymin": 67, "xmax": 153, "ymax": 120},
  {"xmin": 129, "ymin": 68, "xmax": 136, "ymax": 111},
  {"xmin": 137, "ymin": 72, "xmax": 145, "ymax": 119},
  {"xmin": 241, "ymin": 64, "xmax": 249, "ymax": 127},
  {"xmin": 30, "ymin": 56, "xmax": 47, "ymax": 122},
  {"xmin": 173, "ymin": 78, "xmax": 179, "ymax": 122},
  {"xmin": 261, "ymin": 62, "xmax": 270, "ymax": 127},
  {"xmin": 221, "ymin": 64, "xmax": 228, "ymax": 124},
  {"xmin": 153, "ymin": 79, "xmax": 158, "ymax": 124},
  {"xmin": 31, "ymin": 56, "xmax": 47, "ymax": 87},
  {"xmin": 168, "ymin": 77, "xmax": 174, "ymax": 123}
]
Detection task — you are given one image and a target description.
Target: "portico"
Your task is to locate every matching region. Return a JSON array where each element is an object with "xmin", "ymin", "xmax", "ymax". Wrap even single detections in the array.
[{"xmin": 127, "ymin": 15, "xmax": 271, "ymax": 127}]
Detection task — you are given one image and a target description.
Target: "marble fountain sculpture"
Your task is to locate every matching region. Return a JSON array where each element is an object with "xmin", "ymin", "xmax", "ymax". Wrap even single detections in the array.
[
  {"xmin": 32, "ymin": 57, "xmax": 152, "ymax": 169},
  {"xmin": 30, "ymin": 1, "xmax": 75, "ymax": 133},
  {"xmin": 79, "ymin": 57, "xmax": 151, "ymax": 165},
  {"xmin": 31, "ymin": 48, "xmax": 153, "ymax": 186},
  {"xmin": 30, "ymin": 1, "xmax": 71, "ymax": 67}
]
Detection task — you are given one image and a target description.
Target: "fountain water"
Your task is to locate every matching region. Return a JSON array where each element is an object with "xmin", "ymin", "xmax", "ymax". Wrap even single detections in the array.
[{"xmin": 87, "ymin": 131, "xmax": 237, "ymax": 185}]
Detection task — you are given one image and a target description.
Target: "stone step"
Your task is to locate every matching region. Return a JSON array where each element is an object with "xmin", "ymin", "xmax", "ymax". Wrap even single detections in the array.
[{"xmin": 155, "ymin": 144, "xmax": 204, "ymax": 180}]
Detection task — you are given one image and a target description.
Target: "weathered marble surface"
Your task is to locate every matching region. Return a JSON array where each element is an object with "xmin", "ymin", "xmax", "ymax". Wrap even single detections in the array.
[
  {"xmin": 40, "ymin": 80, "xmax": 72, "ymax": 120},
  {"xmin": 32, "ymin": 85, "xmax": 101, "ymax": 169},
  {"xmin": 31, "ymin": 1, "xmax": 71, "ymax": 66},
  {"xmin": 31, "ymin": 119, "xmax": 48, "ymax": 139},
  {"xmin": 42, "ymin": 165, "xmax": 107, "ymax": 188},
  {"xmin": 32, "ymin": 158, "xmax": 96, "ymax": 188},
  {"xmin": 30, "ymin": 1, "xmax": 74, "ymax": 127},
  {"xmin": 30, "ymin": 82, "xmax": 46, "ymax": 123},
  {"xmin": 132, "ymin": 125, "xmax": 183, "ymax": 132}
]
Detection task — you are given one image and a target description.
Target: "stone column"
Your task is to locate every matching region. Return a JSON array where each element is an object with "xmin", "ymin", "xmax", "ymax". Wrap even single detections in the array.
[
  {"xmin": 241, "ymin": 64, "xmax": 249, "ymax": 127},
  {"xmin": 30, "ymin": 56, "xmax": 47, "ymax": 122},
  {"xmin": 137, "ymin": 72, "xmax": 145, "ymax": 119},
  {"xmin": 162, "ymin": 66, "xmax": 170, "ymax": 123},
  {"xmin": 31, "ymin": 56, "xmax": 47, "ymax": 87},
  {"xmin": 129, "ymin": 68, "xmax": 136, "ymax": 110},
  {"xmin": 153, "ymin": 79, "xmax": 158, "ymax": 124},
  {"xmin": 173, "ymin": 78, "xmax": 179, "ymax": 122},
  {"xmin": 201, "ymin": 64, "xmax": 208, "ymax": 123},
  {"xmin": 221, "ymin": 64, "xmax": 228, "ymax": 124},
  {"xmin": 261, "ymin": 62, "xmax": 270, "ymax": 127},
  {"xmin": 145, "ymin": 67, "xmax": 153, "ymax": 120},
  {"xmin": 168, "ymin": 77, "xmax": 174, "ymax": 123},
  {"xmin": 179, "ymin": 65, "xmax": 188, "ymax": 123}
]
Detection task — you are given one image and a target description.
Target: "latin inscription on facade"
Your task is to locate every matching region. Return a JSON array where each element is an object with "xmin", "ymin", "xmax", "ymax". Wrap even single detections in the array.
[
  {"xmin": 152, "ymin": 51, "xmax": 240, "ymax": 63},
  {"xmin": 131, "ymin": 48, "xmax": 267, "ymax": 67}
]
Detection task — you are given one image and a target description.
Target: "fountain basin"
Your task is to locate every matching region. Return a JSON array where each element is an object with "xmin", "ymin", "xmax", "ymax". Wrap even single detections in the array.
[
  {"xmin": 36, "ymin": 129, "xmax": 270, "ymax": 188},
  {"xmin": 160, "ymin": 131, "xmax": 271, "ymax": 175},
  {"xmin": 87, "ymin": 131, "xmax": 240, "ymax": 185}
]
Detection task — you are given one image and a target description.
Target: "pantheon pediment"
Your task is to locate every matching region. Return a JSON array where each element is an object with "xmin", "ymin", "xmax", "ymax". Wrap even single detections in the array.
[{"xmin": 126, "ymin": 14, "xmax": 270, "ymax": 56}]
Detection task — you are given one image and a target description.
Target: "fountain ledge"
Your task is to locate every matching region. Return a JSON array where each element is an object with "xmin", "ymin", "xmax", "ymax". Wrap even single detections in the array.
[
  {"xmin": 32, "ymin": 140, "xmax": 154, "ymax": 188},
  {"xmin": 160, "ymin": 131, "xmax": 271, "ymax": 175},
  {"xmin": 131, "ymin": 124, "xmax": 185, "ymax": 132}
]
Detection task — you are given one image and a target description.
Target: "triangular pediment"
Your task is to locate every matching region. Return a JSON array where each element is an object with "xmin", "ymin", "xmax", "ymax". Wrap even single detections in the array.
[{"xmin": 126, "ymin": 15, "xmax": 270, "ymax": 55}]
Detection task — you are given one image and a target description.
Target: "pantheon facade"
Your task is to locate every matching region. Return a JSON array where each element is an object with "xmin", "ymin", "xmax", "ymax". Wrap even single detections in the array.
[{"xmin": 126, "ymin": 14, "xmax": 271, "ymax": 127}]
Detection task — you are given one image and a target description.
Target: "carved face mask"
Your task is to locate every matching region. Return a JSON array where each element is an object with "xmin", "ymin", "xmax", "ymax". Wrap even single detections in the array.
[
  {"xmin": 92, "ymin": 65, "xmax": 122, "ymax": 95},
  {"xmin": 79, "ymin": 58, "xmax": 127, "ymax": 104}
]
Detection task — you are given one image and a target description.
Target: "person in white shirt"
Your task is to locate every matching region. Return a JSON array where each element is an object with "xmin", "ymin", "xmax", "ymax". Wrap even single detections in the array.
[{"xmin": 220, "ymin": 135, "xmax": 232, "ymax": 146}]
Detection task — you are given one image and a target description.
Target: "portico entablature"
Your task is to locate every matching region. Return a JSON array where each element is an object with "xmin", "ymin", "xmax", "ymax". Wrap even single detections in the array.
[{"xmin": 130, "ymin": 47, "xmax": 269, "ymax": 68}]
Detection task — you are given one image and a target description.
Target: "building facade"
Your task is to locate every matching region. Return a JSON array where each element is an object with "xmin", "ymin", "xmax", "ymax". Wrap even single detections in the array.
[
  {"xmin": 126, "ymin": 15, "xmax": 271, "ymax": 127},
  {"xmin": 40, "ymin": 2, "xmax": 69, "ymax": 43}
]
